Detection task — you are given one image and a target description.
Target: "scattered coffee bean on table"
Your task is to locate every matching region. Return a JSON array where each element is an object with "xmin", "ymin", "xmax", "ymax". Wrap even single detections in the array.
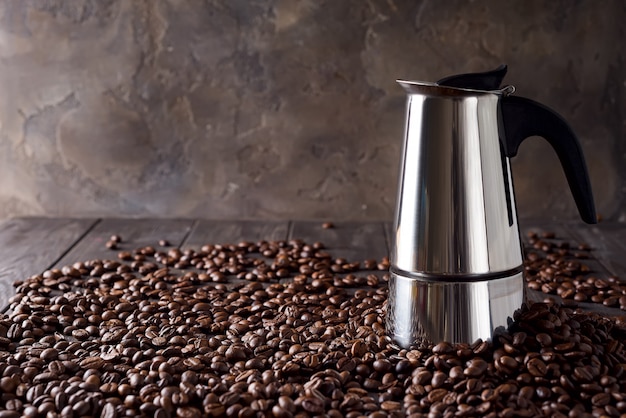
[
  {"xmin": 1, "ymin": 236, "xmax": 625, "ymax": 417},
  {"xmin": 525, "ymin": 231, "xmax": 626, "ymax": 311},
  {"xmin": 105, "ymin": 240, "xmax": 118, "ymax": 250}
]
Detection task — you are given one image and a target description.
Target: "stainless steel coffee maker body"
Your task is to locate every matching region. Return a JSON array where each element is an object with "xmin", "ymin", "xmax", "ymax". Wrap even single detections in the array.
[{"xmin": 387, "ymin": 66, "xmax": 596, "ymax": 347}]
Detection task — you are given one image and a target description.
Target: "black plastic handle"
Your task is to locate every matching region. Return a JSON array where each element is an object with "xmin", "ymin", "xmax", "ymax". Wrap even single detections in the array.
[
  {"xmin": 437, "ymin": 64, "xmax": 508, "ymax": 91},
  {"xmin": 501, "ymin": 96, "xmax": 597, "ymax": 224}
]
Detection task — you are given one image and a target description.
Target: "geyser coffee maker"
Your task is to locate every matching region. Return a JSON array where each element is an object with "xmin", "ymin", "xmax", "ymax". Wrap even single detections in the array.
[{"xmin": 386, "ymin": 65, "xmax": 596, "ymax": 347}]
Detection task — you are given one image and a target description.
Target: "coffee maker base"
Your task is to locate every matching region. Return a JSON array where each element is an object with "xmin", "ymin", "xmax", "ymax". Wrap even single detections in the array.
[{"xmin": 386, "ymin": 271, "xmax": 526, "ymax": 347}]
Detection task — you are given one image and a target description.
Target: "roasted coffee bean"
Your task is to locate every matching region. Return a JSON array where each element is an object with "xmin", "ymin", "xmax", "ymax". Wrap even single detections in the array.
[
  {"xmin": 573, "ymin": 366, "xmax": 594, "ymax": 382},
  {"xmin": 413, "ymin": 370, "xmax": 432, "ymax": 385},
  {"xmin": 300, "ymin": 396, "xmax": 324, "ymax": 414},
  {"xmin": 464, "ymin": 359, "xmax": 488, "ymax": 377},
  {"xmin": 1, "ymin": 236, "xmax": 624, "ymax": 417},
  {"xmin": 431, "ymin": 371, "xmax": 447, "ymax": 388},
  {"xmin": 535, "ymin": 333, "xmax": 552, "ymax": 347},
  {"xmin": 100, "ymin": 402, "xmax": 117, "ymax": 418},
  {"xmin": 0, "ymin": 376, "xmax": 19, "ymax": 393},
  {"xmin": 535, "ymin": 386, "xmax": 551, "ymax": 399},
  {"xmin": 527, "ymin": 358, "xmax": 548, "ymax": 377},
  {"xmin": 497, "ymin": 355, "xmax": 518, "ymax": 372}
]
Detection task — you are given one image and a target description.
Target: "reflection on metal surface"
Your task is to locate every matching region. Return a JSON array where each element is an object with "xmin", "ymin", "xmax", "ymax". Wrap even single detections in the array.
[
  {"xmin": 386, "ymin": 271, "xmax": 525, "ymax": 347},
  {"xmin": 392, "ymin": 82, "xmax": 523, "ymax": 276},
  {"xmin": 387, "ymin": 80, "xmax": 528, "ymax": 346}
]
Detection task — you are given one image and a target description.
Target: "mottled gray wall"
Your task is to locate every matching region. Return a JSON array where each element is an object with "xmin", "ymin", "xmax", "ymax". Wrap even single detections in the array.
[{"xmin": 0, "ymin": 0, "xmax": 624, "ymax": 221}]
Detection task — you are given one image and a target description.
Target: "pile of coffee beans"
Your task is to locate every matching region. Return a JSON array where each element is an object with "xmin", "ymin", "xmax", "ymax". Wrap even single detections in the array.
[
  {"xmin": 524, "ymin": 231, "xmax": 626, "ymax": 311},
  {"xmin": 0, "ymin": 235, "xmax": 625, "ymax": 417}
]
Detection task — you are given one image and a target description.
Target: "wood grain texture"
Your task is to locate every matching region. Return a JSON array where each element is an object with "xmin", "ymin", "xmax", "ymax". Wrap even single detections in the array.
[
  {"xmin": 0, "ymin": 217, "xmax": 97, "ymax": 309},
  {"xmin": 1, "ymin": 218, "xmax": 624, "ymax": 318},
  {"xmin": 526, "ymin": 287, "xmax": 625, "ymax": 316},
  {"xmin": 182, "ymin": 220, "xmax": 290, "ymax": 249},
  {"xmin": 520, "ymin": 220, "xmax": 614, "ymax": 276},
  {"xmin": 519, "ymin": 221, "xmax": 626, "ymax": 316},
  {"xmin": 564, "ymin": 222, "xmax": 626, "ymax": 279},
  {"xmin": 54, "ymin": 219, "xmax": 195, "ymax": 268},
  {"xmin": 290, "ymin": 221, "xmax": 389, "ymax": 261},
  {"xmin": 519, "ymin": 220, "xmax": 578, "ymax": 243}
]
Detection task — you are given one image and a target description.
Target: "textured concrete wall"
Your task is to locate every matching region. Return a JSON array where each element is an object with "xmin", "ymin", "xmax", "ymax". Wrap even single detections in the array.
[{"xmin": 0, "ymin": 0, "xmax": 624, "ymax": 221}]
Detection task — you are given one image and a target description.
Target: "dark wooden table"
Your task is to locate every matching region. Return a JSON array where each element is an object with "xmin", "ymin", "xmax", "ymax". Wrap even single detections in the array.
[{"xmin": 1, "ymin": 218, "xmax": 625, "ymax": 319}]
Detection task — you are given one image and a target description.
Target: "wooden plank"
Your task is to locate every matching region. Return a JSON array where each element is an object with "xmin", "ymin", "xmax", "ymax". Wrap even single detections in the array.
[
  {"xmin": 0, "ymin": 217, "xmax": 97, "ymax": 309},
  {"xmin": 519, "ymin": 220, "xmax": 578, "ymax": 243},
  {"xmin": 289, "ymin": 221, "xmax": 388, "ymax": 262},
  {"xmin": 54, "ymin": 219, "xmax": 195, "ymax": 267},
  {"xmin": 182, "ymin": 220, "xmax": 290, "ymax": 249},
  {"xmin": 518, "ymin": 220, "xmax": 626, "ymax": 316},
  {"xmin": 518, "ymin": 221, "xmax": 612, "ymax": 277},
  {"xmin": 527, "ymin": 286, "xmax": 625, "ymax": 317},
  {"xmin": 564, "ymin": 222, "xmax": 626, "ymax": 279},
  {"xmin": 520, "ymin": 220, "xmax": 613, "ymax": 277},
  {"xmin": 566, "ymin": 222, "xmax": 626, "ymax": 251}
]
